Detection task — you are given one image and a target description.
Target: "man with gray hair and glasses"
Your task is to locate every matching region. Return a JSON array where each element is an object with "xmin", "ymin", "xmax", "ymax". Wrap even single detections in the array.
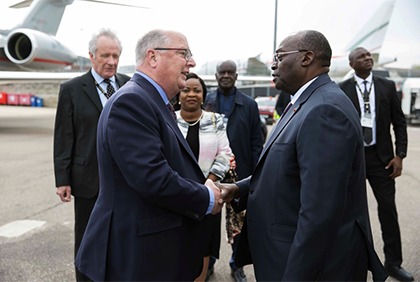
[{"xmin": 75, "ymin": 29, "xmax": 223, "ymax": 281}]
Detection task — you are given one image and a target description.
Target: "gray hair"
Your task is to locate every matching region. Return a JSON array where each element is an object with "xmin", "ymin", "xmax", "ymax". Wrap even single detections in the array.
[
  {"xmin": 88, "ymin": 28, "xmax": 122, "ymax": 58},
  {"xmin": 135, "ymin": 29, "xmax": 170, "ymax": 65}
]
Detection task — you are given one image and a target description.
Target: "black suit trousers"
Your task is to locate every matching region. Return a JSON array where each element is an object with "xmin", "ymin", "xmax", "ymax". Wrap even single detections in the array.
[
  {"xmin": 365, "ymin": 145, "xmax": 402, "ymax": 267},
  {"xmin": 74, "ymin": 195, "xmax": 97, "ymax": 282}
]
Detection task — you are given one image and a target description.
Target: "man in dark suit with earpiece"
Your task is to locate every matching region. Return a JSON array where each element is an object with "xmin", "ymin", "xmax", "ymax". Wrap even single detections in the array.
[{"xmin": 339, "ymin": 47, "xmax": 412, "ymax": 282}]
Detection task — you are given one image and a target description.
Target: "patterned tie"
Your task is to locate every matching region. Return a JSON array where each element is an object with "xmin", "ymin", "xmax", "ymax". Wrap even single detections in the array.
[
  {"xmin": 104, "ymin": 79, "xmax": 115, "ymax": 99},
  {"xmin": 167, "ymin": 103, "xmax": 177, "ymax": 121},
  {"xmin": 362, "ymin": 81, "xmax": 372, "ymax": 144}
]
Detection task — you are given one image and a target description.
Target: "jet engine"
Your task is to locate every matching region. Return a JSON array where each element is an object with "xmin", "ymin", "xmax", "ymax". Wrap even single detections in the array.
[{"xmin": 4, "ymin": 28, "xmax": 78, "ymax": 71}]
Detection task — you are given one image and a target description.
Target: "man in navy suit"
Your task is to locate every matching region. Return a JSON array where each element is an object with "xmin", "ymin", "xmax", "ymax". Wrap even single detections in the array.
[
  {"xmin": 219, "ymin": 30, "xmax": 388, "ymax": 281},
  {"xmin": 75, "ymin": 29, "xmax": 223, "ymax": 281},
  {"xmin": 53, "ymin": 28, "xmax": 130, "ymax": 281},
  {"xmin": 339, "ymin": 47, "xmax": 412, "ymax": 282}
]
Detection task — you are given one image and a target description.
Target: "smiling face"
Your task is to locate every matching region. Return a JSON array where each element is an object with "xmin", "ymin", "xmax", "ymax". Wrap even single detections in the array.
[{"xmin": 179, "ymin": 77, "xmax": 203, "ymax": 113}]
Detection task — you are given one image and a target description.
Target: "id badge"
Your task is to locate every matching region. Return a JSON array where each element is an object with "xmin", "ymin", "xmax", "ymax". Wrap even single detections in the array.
[{"xmin": 361, "ymin": 113, "xmax": 373, "ymax": 128}]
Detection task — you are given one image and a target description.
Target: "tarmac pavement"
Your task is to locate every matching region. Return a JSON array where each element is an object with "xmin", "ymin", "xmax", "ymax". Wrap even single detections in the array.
[{"xmin": 0, "ymin": 105, "xmax": 418, "ymax": 281}]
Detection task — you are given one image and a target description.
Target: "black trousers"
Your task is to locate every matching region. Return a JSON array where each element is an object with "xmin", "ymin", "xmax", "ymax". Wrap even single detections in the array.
[
  {"xmin": 365, "ymin": 146, "xmax": 402, "ymax": 267},
  {"xmin": 74, "ymin": 195, "xmax": 97, "ymax": 282}
]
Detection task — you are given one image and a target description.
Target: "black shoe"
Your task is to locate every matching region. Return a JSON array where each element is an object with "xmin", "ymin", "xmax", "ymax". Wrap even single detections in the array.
[
  {"xmin": 385, "ymin": 265, "xmax": 414, "ymax": 281},
  {"xmin": 231, "ymin": 267, "xmax": 247, "ymax": 282}
]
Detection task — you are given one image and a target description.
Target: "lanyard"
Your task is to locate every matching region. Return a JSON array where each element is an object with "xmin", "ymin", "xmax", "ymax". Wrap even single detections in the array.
[
  {"xmin": 354, "ymin": 79, "xmax": 373, "ymax": 99},
  {"xmin": 354, "ymin": 79, "xmax": 373, "ymax": 113},
  {"xmin": 94, "ymin": 79, "xmax": 117, "ymax": 96},
  {"xmin": 94, "ymin": 79, "xmax": 108, "ymax": 96}
]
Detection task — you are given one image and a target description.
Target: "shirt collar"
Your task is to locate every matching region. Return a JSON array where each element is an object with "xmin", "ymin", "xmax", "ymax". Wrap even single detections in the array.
[
  {"xmin": 354, "ymin": 72, "xmax": 373, "ymax": 87},
  {"xmin": 290, "ymin": 76, "xmax": 318, "ymax": 104},
  {"xmin": 217, "ymin": 87, "xmax": 236, "ymax": 97},
  {"xmin": 91, "ymin": 68, "xmax": 116, "ymax": 84}
]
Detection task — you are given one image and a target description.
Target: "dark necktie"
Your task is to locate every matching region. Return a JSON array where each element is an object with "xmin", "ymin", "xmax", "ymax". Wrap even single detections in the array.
[
  {"xmin": 167, "ymin": 103, "xmax": 177, "ymax": 121},
  {"xmin": 362, "ymin": 80, "xmax": 372, "ymax": 144},
  {"xmin": 104, "ymin": 79, "xmax": 115, "ymax": 99}
]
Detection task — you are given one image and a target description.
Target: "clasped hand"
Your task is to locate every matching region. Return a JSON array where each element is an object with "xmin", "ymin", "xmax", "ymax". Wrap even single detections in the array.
[{"xmin": 205, "ymin": 179, "xmax": 240, "ymax": 215}]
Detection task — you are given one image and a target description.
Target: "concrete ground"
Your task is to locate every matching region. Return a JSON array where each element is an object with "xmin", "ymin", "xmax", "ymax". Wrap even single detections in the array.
[{"xmin": 0, "ymin": 105, "xmax": 418, "ymax": 281}]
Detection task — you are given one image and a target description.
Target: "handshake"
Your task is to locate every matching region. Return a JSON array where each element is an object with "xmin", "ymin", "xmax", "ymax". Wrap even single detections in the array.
[{"xmin": 205, "ymin": 179, "xmax": 240, "ymax": 215}]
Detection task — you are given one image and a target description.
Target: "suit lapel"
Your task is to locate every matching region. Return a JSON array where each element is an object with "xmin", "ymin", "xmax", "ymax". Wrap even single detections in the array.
[
  {"xmin": 258, "ymin": 74, "xmax": 331, "ymax": 163},
  {"xmin": 373, "ymin": 76, "xmax": 381, "ymax": 118},
  {"xmin": 82, "ymin": 72, "xmax": 103, "ymax": 112},
  {"xmin": 131, "ymin": 73, "xmax": 198, "ymax": 163},
  {"xmin": 345, "ymin": 80, "xmax": 361, "ymax": 116},
  {"xmin": 261, "ymin": 102, "xmax": 296, "ymax": 158},
  {"xmin": 115, "ymin": 73, "xmax": 129, "ymax": 89}
]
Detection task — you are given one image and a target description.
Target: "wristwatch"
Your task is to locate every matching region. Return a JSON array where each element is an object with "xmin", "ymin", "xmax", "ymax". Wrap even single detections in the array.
[{"xmin": 397, "ymin": 152, "xmax": 406, "ymax": 159}]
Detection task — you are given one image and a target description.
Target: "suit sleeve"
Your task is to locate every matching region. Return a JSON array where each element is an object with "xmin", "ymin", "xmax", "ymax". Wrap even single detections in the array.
[
  {"xmin": 53, "ymin": 83, "xmax": 74, "ymax": 187},
  {"xmin": 388, "ymin": 80, "xmax": 408, "ymax": 157},
  {"xmin": 105, "ymin": 93, "xmax": 209, "ymax": 219},
  {"xmin": 282, "ymin": 103, "xmax": 361, "ymax": 280},
  {"xmin": 231, "ymin": 176, "xmax": 251, "ymax": 212}
]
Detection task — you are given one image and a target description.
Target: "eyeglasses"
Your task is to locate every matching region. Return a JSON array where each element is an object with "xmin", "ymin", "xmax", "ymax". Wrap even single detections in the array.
[
  {"xmin": 154, "ymin": 48, "xmax": 193, "ymax": 61},
  {"xmin": 273, "ymin": 49, "xmax": 308, "ymax": 63}
]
